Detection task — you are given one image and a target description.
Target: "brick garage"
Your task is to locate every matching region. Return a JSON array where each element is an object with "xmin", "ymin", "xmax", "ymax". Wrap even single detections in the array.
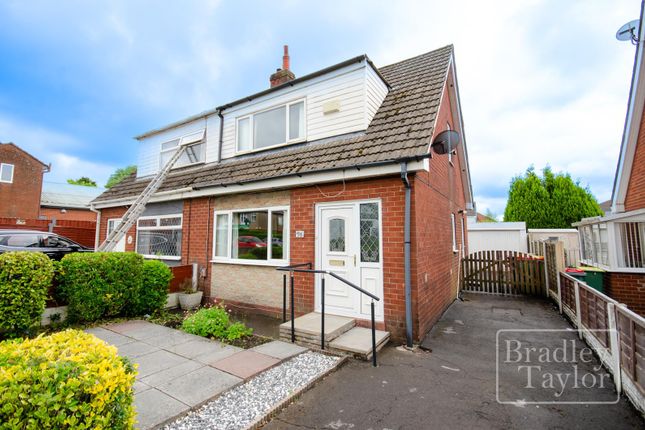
[{"xmin": 604, "ymin": 272, "xmax": 645, "ymax": 316}]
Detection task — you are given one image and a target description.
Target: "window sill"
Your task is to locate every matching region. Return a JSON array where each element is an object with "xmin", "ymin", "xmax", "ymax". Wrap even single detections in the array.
[
  {"xmin": 141, "ymin": 254, "xmax": 182, "ymax": 261},
  {"xmin": 210, "ymin": 258, "xmax": 289, "ymax": 267}
]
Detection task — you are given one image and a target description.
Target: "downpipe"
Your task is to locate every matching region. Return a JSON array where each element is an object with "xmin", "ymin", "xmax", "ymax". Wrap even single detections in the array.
[{"xmin": 400, "ymin": 162, "xmax": 413, "ymax": 348}]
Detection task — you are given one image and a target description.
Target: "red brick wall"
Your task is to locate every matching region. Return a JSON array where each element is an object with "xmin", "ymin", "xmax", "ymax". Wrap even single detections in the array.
[
  {"xmin": 290, "ymin": 176, "xmax": 407, "ymax": 339},
  {"xmin": 0, "ymin": 144, "xmax": 45, "ymax": 219},
  {"xmin": 604, "ymin": 272, "xmax": 645, "ymax": 316},
  {"xmin": 412, "ymin": 75, "xmax": 468, "ymax": 339},
  {"xmin": 41, "ymin": 207, "xmax": 97, "ymax": 222},
  {"xmin": 625, "ymin": 110, "xmax": 645, "ymax": 211},
  {"xmin": 181, "ymin": 197, "xmax": 214, "ymax": 298},
  {"xmin": 98, "ymin": 206, "xmax": 136, "ymax": 251}
]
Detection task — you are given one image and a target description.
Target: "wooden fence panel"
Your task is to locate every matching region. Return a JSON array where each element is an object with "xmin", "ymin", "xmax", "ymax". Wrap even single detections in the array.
[{"xmin": 461, "ymin": 250, "xmax": 546, "ymax": 296}]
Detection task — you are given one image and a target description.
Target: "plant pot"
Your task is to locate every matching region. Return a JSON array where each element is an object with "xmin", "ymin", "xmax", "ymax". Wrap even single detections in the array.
[{"xmin": 178, "ymin": 291, "xmax": 203, "ymax": 310}]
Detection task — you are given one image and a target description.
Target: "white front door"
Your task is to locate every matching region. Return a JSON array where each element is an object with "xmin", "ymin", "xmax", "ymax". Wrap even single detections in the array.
[
  {"xmin": 316, "ymin": 201, "xmax": 383, "ymax": 320},
  {"xmin": 107, "ymin": 218, "xmax": 126, "ymax": 252}
]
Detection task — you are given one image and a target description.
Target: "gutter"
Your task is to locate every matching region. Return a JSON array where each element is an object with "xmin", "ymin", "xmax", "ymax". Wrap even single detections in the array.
[{"xmin": 400, "ymin": 161, "xmax": 414, "ymax": 348}]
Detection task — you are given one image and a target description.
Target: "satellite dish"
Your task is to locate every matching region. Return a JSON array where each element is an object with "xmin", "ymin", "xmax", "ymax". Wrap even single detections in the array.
[
  {"xmin": 431, "ymin": 130, "xmax": 460, "ymax": 155},
  {"xmin": 616, "ymin": 19, "xmax": 640, "ymax": 43}
]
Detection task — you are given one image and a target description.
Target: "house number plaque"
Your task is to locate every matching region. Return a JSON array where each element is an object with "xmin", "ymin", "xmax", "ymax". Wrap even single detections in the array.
[{"xmin": 295, "ymin": 230, "xmax": 305, "ymax": 238}]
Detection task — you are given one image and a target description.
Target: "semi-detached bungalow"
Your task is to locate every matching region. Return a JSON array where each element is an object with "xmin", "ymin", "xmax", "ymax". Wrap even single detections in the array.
[{"xmin": 92, "ymin": 45, "xmax": 474, "ymax": 344}]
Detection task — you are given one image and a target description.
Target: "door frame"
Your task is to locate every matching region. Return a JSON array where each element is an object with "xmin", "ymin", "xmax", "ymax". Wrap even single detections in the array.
[
  {"xmin": 314, "ymin": 199, "xmax": 384, "ymax": 321},
  {"xmin": 107, "ymin": 218, "xmax": 126, "ymax": 252}
]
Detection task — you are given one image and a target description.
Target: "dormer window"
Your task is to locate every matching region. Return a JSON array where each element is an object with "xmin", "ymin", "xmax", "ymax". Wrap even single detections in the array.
[
  {"xmin": 237, "ymin": 99, "xmax": 305, "ymax": 153},
  {"xmin": 159, "ymin": 130, "xmax": 205, "ymax": 169}
]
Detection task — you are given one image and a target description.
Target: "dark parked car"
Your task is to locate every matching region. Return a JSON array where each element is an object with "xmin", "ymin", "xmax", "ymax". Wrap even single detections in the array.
[{"xmin": 0, "ymin": 230, "xmax": 92, "ymax": 260}]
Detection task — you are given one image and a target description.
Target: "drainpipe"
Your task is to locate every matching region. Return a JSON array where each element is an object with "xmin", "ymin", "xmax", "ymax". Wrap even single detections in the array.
[
  {"xmin": 217, "ymin": 110, "xmax": 224, "ymax": 162},
  {"xmin": 400, "ymin": 162, "xmax": 413, "ymax": 348},
  {"xmin": 90, "ymin": 204, "xmax": 100, "ymax": 250}
]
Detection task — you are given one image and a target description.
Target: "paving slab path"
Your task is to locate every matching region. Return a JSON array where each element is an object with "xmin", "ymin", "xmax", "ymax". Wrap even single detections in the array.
[
  {"xmin": 266, "ymin": 294, "xmax": 644, "ymax": 429},
  {"xmin": 86, "ymin": 320, "xmax": 307, "ymax": 429}
]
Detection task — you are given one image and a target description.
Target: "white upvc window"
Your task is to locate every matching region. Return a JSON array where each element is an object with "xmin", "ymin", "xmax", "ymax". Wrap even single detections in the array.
[
  {"xmin": 159, "ymin": 130, "xmax": 206, "ymax": 170},
  {"xmin": 451, "ymin": 213, "xmax": 458, "ymax": 253},
  {"xmin": 617, "ymin": 222, "xmax": 645, "ymax": 268},
  {"xmin": 136, "ymin": 214, "xmax": 183, "ymax": 260},
  {"xmin": 212, "ymin": 206, "xmax": 289, "ymax": 266},
  {"xmin": 236, "ymin": 99, "xmax": 306, "ymax": 153},
  {"xmin": 0, "ymin": 163, "xmax": 14, "ymax": 183}
]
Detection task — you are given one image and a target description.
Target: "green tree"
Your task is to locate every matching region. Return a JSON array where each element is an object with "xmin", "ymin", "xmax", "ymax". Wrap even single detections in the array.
[
  {"xmin": 503, "ymin": 166, "xmax": 603, "ymax": 228},
  {"xmin": 105, "ymin": 165, "xmax": 136, "ymax": 188},
  {"xmin": 67, "ymin": 177, "xmax": 97, "ymax": 187}
]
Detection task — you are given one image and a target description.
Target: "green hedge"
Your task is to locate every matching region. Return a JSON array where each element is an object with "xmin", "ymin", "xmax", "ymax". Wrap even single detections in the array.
[
  {"xmin": 0, "ymin": 252, "xmax": 54, "ymax": 337},
  {"xmin": 59, "ymin": 252, "xmax": 171, "ymax": 322},
  {"xmin": 0, "ymin": 329, "xmax": 136, "ymax": 429},
  {"xmin": 133, "ymin": 260, "xmax": 173, "ymax": 316}
]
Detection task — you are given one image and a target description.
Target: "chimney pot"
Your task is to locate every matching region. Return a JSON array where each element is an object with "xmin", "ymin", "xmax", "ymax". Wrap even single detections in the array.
[{"xmin": 283, "ymin": 45, "xmax": 290, "ymax": 70}]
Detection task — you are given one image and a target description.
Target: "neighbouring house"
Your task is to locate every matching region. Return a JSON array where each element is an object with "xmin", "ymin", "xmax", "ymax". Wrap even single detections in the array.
[
  {"xmin": 40, "ymin": 182, "xmax": 105, "ymax": 222},
  {"xmin": 573, "ymin": 16, "xmax": 645, "ymax": 316},
  {"xmin": 0, "ymin": 142, "xmax": 50, "ymax": 219},
  {"xmin": 92, "ymin": 45, "xmax": 474, "ymax": 342}
]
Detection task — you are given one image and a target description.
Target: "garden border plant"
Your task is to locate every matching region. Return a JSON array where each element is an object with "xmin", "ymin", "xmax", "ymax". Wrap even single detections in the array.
[
  {"xmin": 0, "ymin": 329, "xmax": 136, "ymax": 429},
  {"xmin": 0, "ymin": 252, "xmax": 54, "ymax": 338}
]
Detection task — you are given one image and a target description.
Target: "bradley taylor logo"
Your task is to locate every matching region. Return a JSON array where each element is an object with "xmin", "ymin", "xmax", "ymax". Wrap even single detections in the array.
[{"xmin": 496, "ymin": 329, "xmax": 618, "ymax": 405}]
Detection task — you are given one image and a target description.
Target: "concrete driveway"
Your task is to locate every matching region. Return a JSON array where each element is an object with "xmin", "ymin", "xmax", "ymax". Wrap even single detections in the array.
[
  {"xmin": 266, "ymin": 294, "xmax": 643, "ymax": 429},
  {"xmin": 86, "ymin": 320, "xmax": 305, "ymax": 429}
]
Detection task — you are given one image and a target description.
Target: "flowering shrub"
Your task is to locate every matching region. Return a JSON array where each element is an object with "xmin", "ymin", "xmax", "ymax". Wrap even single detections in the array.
[
  {"xmin": 0, "ymin": 252, "xmax": 54, "ymax": 337},
  {"xmin": 0, "ymin": 330, "xmax": 136, "ymax": 429},
  {"xmin": 182, "ymin": 304, "xmax": 252, "ymax": 341}
]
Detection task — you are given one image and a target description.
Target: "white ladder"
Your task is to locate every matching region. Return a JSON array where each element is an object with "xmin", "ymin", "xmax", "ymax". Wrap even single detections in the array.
[{"xmin": 97, "ymin": 145, "xmax": 187, "ymax": 252}]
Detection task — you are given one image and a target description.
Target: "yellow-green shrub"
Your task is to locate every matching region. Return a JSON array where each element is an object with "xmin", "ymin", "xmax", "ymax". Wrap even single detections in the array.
[
  {"xmin": 0, "ymin": 330, "xmax": 137, "ymax": 429},
  {"xmin": 0, "ymin": 252, "xmax": 54, "ymax": 337}
]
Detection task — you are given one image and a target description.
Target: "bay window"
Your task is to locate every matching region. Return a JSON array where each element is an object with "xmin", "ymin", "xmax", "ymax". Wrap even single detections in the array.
[
  {"xmin": 136, "ymin": 215, "xmax": 182, "ymax": 260},
  {"xmin": 213, "ymin": 207, "xmax": 288, "ymax": 264},
  {"xmin": 237, "ymin": 100, "xmax": 305, "ymax": 152}
]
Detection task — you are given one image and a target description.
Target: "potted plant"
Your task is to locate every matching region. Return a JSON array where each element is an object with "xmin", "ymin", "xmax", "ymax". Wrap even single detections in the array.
[{"xmin": 178, "ymin": 279, "xmax": 203, "ymax": 310}]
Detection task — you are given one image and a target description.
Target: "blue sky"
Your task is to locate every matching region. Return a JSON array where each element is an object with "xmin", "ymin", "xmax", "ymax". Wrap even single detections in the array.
[{"xmin": 0, "ymin": 0, "xmax": 641, "ymax": 215}]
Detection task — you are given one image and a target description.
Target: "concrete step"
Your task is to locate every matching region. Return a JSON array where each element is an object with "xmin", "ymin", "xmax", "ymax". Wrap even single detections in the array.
[
  {"xmin": 328, "ymin": 327, "xmax": 390, "ymax": 360},
  {"xmin": 279, "ymin": 312, "xmax": 355, "ymax": 343}
]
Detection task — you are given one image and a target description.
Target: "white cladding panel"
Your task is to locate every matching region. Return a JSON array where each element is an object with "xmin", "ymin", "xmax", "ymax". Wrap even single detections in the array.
[{"xmin": 365, "ymin": 65, "xmax": 388, "ymax": 127}]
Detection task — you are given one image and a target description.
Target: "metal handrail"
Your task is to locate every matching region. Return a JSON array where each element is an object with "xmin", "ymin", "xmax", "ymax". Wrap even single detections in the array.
[{"xmin": 277, "ymin": 263, "xmax": 381, "ymax": 367}]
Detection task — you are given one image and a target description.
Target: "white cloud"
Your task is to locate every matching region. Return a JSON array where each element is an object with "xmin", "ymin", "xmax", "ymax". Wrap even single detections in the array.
[
  {"xmin": 355, "ymin": 0, "xmax": 640, "ymax": 214},
  {"xmin": 0, "ymin": 114, "xmax": 115, "ymax": 185},
  {"xmin": 47, "ymin": 153, "xmax": 115, "ymax": 186}
]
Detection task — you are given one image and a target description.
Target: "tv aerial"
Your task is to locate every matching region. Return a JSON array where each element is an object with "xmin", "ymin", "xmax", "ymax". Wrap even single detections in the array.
[{"xmin": 616, "ymin": 19, "xmax": 641, "ymax": 45}]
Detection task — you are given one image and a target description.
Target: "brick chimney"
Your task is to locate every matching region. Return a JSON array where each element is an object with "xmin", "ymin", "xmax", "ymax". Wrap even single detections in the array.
[{"xmin": 270, "ymin": 45, "xmax": 296, "ymax": 88}]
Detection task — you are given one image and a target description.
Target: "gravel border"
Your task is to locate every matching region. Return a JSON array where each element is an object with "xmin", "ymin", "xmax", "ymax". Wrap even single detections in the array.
[{"xmin": 163, "ymin": 351, "xmax": 344, "ymax": 430}]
